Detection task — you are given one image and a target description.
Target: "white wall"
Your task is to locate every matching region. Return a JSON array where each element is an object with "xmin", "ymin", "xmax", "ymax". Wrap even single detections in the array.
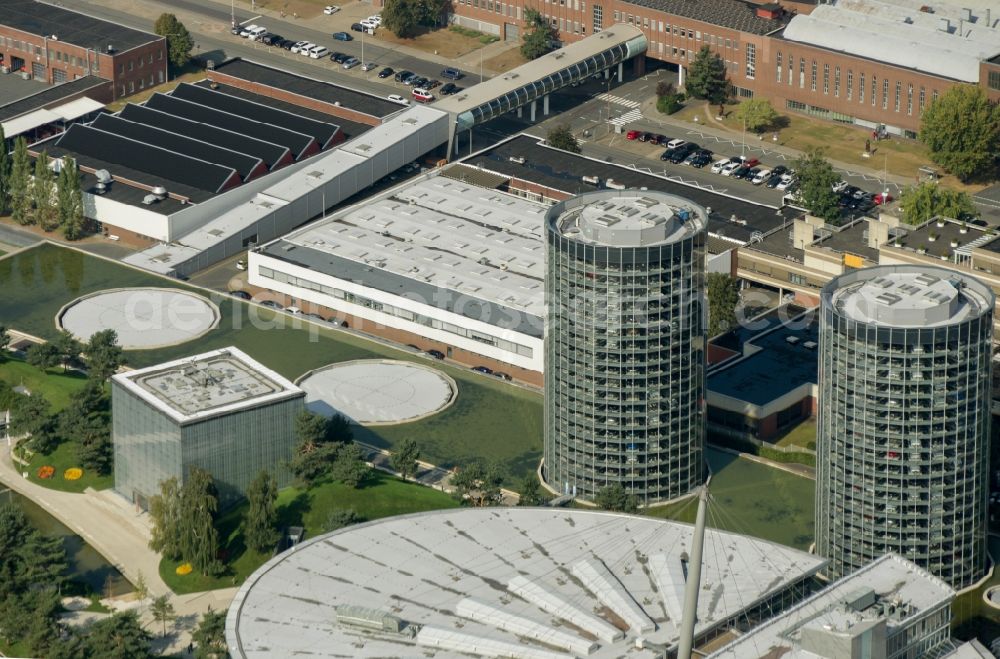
[{"xmin": 86, "ymin": 193, "xmax": 171, "ymax": 241}]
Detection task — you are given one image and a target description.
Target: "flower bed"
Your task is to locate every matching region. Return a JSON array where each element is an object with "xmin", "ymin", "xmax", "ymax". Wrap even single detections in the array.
[
  {"xmin": 37, "ymin": 465, "xmax": 55, "ymax": 479},
  {"xmin": 175, "ymin": 563, "xmax": 193, "ymax": 576},
  {"xmin": 63, "ymin": 468, "xmax": 83, "ymax": 481}
]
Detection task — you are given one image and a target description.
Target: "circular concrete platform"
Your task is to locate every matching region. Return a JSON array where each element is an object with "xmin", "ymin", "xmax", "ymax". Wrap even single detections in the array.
[
  {"xmin": 297, "ymin": 359, "xmax": 456, "ymax": 425},
  {"xmin": 58, "ymin": 288, "xmax": 220, "ymax": 350}
]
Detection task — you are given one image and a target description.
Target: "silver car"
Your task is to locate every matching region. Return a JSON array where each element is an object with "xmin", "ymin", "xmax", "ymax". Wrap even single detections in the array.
[{"xmin": 342, "ymin": 56, "xmax": 360, "ymax": 69}]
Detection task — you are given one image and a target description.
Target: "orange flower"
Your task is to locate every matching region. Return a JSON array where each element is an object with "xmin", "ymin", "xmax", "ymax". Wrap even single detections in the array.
[{"xmin": 37, "ymin": 465, "xmax": 55, "ymax": 479}]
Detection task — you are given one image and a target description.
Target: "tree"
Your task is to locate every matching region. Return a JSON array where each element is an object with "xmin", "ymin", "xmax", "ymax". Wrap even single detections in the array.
[
  {"xmin": 8, "ymin": 138, "xmax": 31, "ymax": 225},
  {"xmin": 391, "ymin": 438, "xmax": 421, "ymax": 481},
  {"xmin": 148, "ymin": 476, "xmax": 183, "ymax": 560},
  {"xmin": 733, "ymin": 98, "xmax": 778, "ymax": 134},
  {"xmin": 178, "ymin": 467, "xmax": 221, "ymax": 576},
  {"xmin": 84, "ymin": 611, "xmax": 151, "ymax": 659},
  {"xmin": 288, "ymin": 410, "xmax": 353, "ymax": 486},
  {"xmin": 686, "ymin": 46, "xmax": 729, "ymax": 112},
  {"xmin": 793, "ymin": 148, "xmax": 841, "ymax": 222},
  {"xmin": 707, "ymin": 273, "xmax": 740, "ymax": 337},
  {"xmin": 594, "ymin": 483, "xmax": 638, "ymax": 513},
  {"xmin": 655, "ymin": 80, "xmax": 675, "ymax": 98},
  {"xmin": 85, "ymin": 329, "xmax": 125, "ymax": 381},
  {"xmin": 57, "ymin": 157, "xmax": 86, "ymax": 240},
  {"xmin": 51, "ymin": 329, "xmax": 82, "ymax": 371},
  {"xmin": 26, "ymin": 342, "xmax": 61, "ymax": 371},
  {"xmin": 0, "ymin": 325, "xmax": 9, "ymax": 358},
  {"xmin": 8, "ymin": 392, "xmax": 56, "ymax": 452},
  {"xmin": 323, "ymin": 508, "xmax": 360, "ymax": 533},
  {"xmin": 73, "ymin": 412, "xmax": 113, "ymax": 474},
  {"xmin": 382, "ymin": 0, "xmax": 423, "ymax": 38},
  {"xmin": 655, "ymin": 80, "xmax": 684, "ymax": 115},
  {"xmin": 0, "ymin": 125, "xmax": 10, "ymax": 214},
  {"xmin": 899, "ymin": 181, "xmax": 977, "ymax": 226},
  {"xmin": 451, "ymin": 460, "xmax": 505, "ymax": 506},
  {"xmin": 133, "ymin": 570, "xmax": 149, "ymax": 614},
  {"xmin": 32, "ymin": 152, "xmax": 58, "ymax": 231},
  {"xmin": 288, "ymin": 440, "xmax": 339, "ymax": 486},
  {"xmin": 920, "ymin": 84, "xmax": 1000, "ymax": 182},
  {"xmin": 0, "ymin": 504, "xmax": 68, "ymax": 598},
  {"xmin": 295, "ymin": 409, "xmax": 331, "ymax": 449},
  {"xmin": 546, "ymin": 124, "xmax": 581, "ymax": 154},
  {"xmin": 517, "ymin": 475, "xmax": 548, "ymax": 506},
  {"xmin": 150, "ymin": 594, "xmax": 176, "ymax": 638},
  {"xmin": 521, "ymin": 9, "xmax": 556, "ymax": 60},
  {"xmin": 242, "ymin": 470, "xmax": 279, "ymax": 554},
  {"xmin": 0, "ymin": 588, "xmax": 62, "ymax": 655},
  {"xmin": 331, "ymin": 443, "xmax": 370, "ymax": 488},
  {"xmin": 154, "ymin": 13, "xmax": 194, "ymax": 69},
  {"xmin": 192, "ymin": 607, "xmax": 228, "ymax": 659}
]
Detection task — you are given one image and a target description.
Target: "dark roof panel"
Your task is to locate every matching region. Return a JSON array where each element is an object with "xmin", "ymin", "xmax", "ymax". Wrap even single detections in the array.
[
  {"xmin": 622, "ymin": 0, "xmax": 788, "ymax": 35},
  {"xmin": 143, "ymin": 93, "xmax": 315, "ymax": 159},
  {"xmin": 54, "ymin": 123, "xmax": 239, "ymax": 193},
  {"xmin": 0, "ymin": 75, "xmax": 110, "ymax": 122},
  {"xmin": 0, "ymin": 0, "xmax": 161, "ymax": 52},
  {"xmin": 91, "ymin": 114, "xmax": 264, "ymax": 180},
  {"xmin": 118, "ymin": 103, "xmax": 291, "ymax": 169},
  {"xmin": 170, "ymin": 83, "xmax": 338, "ymax": 148}
]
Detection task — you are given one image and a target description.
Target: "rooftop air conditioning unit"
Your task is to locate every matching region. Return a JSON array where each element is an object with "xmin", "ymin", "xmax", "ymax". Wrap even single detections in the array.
[
  {"xmin": 582, "ymin": 175, "xmax": 600, "ymax": 185},
  {"xmin": 152, "ymin": 186, "xmax": 167, "ymax": 199}
]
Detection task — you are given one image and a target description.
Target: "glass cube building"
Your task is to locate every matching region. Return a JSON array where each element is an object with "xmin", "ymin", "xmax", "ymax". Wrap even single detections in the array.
[
  {"xmin": 112, "ymin": 347, "xmax": 305, "ymax": 509},
  {"xmin": 544, "ymin": 190, "xmax": 707, "ymax": 506},
  {"xmin": 817, "ymin": 265, "xmax": 994, "ymax": 589}
]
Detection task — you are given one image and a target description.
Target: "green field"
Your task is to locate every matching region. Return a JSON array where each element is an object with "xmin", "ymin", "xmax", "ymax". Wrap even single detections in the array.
[
  {"xmin": 22, "ymin": 440, "xmax": 113, "ymax": 493},
  {"xmin": 0, "ymin": 244, "xmax": 543, "ymax": 481},
  {"xmin": 0, "ymin": 357, "xmax": 89, "ymax": 412},
  {"xmin": 161, "ymin": 471, "xmax": 459, "ymax": 593},
  {"xmin": 647, "ymin": 448, "xmax": 815, "ymax": 550}
]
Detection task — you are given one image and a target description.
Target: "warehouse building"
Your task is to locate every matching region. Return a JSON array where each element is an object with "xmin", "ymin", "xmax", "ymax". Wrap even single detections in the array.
[
  {"xmin": 0, "ymin": 75, "xmax": 110, "ymax": 146},
  {"xmin": 112, "ymin": 347, "xmax": 304, "ymax": 509},
  {"xmin": 0, "ymin": 0, "xmax": 166, "ymax": 98}
]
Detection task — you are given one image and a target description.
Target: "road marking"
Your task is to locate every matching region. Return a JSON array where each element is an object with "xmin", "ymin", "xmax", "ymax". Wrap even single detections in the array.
[
  {"xmin": 610, "ymin": 108, "xmax": 642, "ymax": 127},
  {"xmin": 596, "ymin": 92, "xmax": 641, "ymax": 109},
  {"xmin": 239, "ymin": 15, "xmax": 262, "ymax": 25}
]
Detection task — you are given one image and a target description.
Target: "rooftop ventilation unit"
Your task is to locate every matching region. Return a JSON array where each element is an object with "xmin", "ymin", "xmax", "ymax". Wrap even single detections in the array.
[
  {"xmin": 152, "ymin": 186, "xmax": 167, "ymax": 199},
  {"xmin": 106, "ymin": 44, "xmax": 115, "ymax": 53},
  {"xmin": 786, "ymin": 335, "xmax": 800, "ymax": 345},
  {"xmin": 95, "ymin": 169, "xmax": 112, "ymax": 184},
  {"xmin": 508, "ymin": 156, "xmax": 526, "ymax": 164}
]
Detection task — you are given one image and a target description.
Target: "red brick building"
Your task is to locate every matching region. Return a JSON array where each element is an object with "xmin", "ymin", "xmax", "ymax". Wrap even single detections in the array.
[
  {"xmin": 433, "ymin": 0, "xmax": 1000, "ymax": 136},
  {"xmin": 0, "ymin": 0, "xmax": 166, "ymax": 100}
]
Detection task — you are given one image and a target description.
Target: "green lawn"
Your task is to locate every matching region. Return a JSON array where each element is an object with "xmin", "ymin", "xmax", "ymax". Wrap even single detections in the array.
[
  {"xmin": 772, "ymin": 418, "xmax": 817, "ymax": 451},
  {"xmin": 952, "ymin": 535, "xmax": 1000, "ymax": 638},
  {"xmin": 0, "ymin": 244, "xmax": 543, "ymax": 481},
  {"xmin": 161, "ymin": 471, "xmax": 458, "ymax": 593},
  {"xmin": 0, "ymin": 357, "xmax": 90, "ymax": 412},
  {"xmin": 646, "ymin": 448, "xmax": 815, "ymax": 550},
  {"xmin": 21, "ymin": 440, "xmax": 113, "ymax": 493}
]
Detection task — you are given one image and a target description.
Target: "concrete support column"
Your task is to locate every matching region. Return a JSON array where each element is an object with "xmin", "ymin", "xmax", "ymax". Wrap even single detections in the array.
[
  {"xmin": 678, "ymin": 65, "xmax": 685, "ymax": 88},
  {"xmin": 604, "ymin": 68, "xmax": 610, "ymax": 79},
  {"xmin": 617, "ymin": 61, "xmax": 623, "ymax": 82},
  {"xmin": 517, "ymin": 106, "xmax": 523, "ymax": 118},
  {"xmin": 543, "ymin": 94, "xmax": 550, "ymax": 116},
  {"xmin": 530, "ymin": 99, "xmax": 536, "ymax": 122}
]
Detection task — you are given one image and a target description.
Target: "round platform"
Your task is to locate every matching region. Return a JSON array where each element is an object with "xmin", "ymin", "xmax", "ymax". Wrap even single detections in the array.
[
  {"xmin": 58, "ymin": 288, "xmax": 220, "ymax": 350},
  {"xmin": 297, "ymin": 359, "xmax": 456, "ymax": 425}
]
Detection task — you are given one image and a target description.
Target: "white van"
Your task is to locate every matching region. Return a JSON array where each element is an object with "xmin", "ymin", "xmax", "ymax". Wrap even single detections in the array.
[
  {"xmin": 245, "ymin": 26, "xmax": 267, "ymax": 41},
  {"xmin": 308, "ymin": 45, "xmax": 329, "ymax": 59}
]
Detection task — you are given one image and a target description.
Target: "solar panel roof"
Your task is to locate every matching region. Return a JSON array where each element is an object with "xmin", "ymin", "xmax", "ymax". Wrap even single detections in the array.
[
  {"xmin": 170, "ymin": 83, "xmax": 339, "ymax": 148},
  {"xmin": 91, "ymin": 114, "xmax": 265, "ymax": 181},
  {"xmin": 144, "ymin": 93, "xmax": 315, "ymax": 159},
  {"xmin": 118, "ymin": 103, "xmax": 291, "ymax": 170},
  {"xmin": 54, "ymin": 123, "xmax": 240, "ymax": 193}
]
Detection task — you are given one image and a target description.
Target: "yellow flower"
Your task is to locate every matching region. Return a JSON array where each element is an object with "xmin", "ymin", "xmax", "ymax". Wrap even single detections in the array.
[
  {"xmin": 64, "ymin": 468, "xmax": 83, "ymax": 481},
  {"xmin": 175, "ymin": 563, "xmax": 193, "ymax": 576}
]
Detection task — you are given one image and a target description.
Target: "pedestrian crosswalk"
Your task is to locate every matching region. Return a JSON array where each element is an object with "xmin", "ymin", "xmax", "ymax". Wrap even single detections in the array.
[
  {"xmin": 596, "ymin": 92, "xmax": 641, "ymax": 109},
  {"xmin": 610, "ymin": 108, "xmax": 643, "ymax": 127}
]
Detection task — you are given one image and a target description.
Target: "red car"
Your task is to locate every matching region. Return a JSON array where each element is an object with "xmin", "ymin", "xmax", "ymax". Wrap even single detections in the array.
[
  {"xmin": 737, "ymin": 156, "xmax": 760, "ymax": 168},
  {"xmin": 873, "ymin": 191, "xmax": 894, "ymax": 205},
  {"xmin": 626, "ymin": 130, "xmax": 640, "ymax": 140}
]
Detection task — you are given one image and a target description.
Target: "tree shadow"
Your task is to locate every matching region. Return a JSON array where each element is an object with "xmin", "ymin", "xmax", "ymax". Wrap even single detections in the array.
[
  {"xmin": 277, "ymin": 491, "xmax": 312, "ymax": 529},
  {"xmin": 770, "ymin": 115, "xmax": 791, "ymax": 130}
]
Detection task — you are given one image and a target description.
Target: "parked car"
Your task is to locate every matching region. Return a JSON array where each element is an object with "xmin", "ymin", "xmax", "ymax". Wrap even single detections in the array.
[
  {"xmin": 426, "ymin": 79, "xmax": 442, "ymax": 89},
  {"xmin": 689, "ymin": 152, "xmax": 712, "ymax": 168},
  {"xmin": 350, "ymin": 22, "xmax": 366, "ymax": 32},
  {"xmin": 732, "ymin": 165, "xmax": 752, "ymax": 179},
  {"xmin": 776, "ymin": 174, "xmax": 796, "ymax": 190},
  {"xmin": 308, "ymin": 45, "xmax": 329, "ymax": 59},
  {"xmin": 668, "ymin": 145, "xmax": 696, "ymax": 164},
  {"xmin": 332, "ymin": 31, "xmax": 352, "ymax": 41},
  {"xmin": 626, "ymin": 129, "xmax": 641, "ymax": 140},
  {"xmin": 378, "ymin": 67, "xmax": 395, "ymax": 78},
  {"xmin": 394, "ymin": 70, "xmax": 413, "ymax": 82},
  {"xmin": 331, "ymin": 52, "xmax": 349, "ymax": 64},
  {"xmin": 259, "ymin": 300, "xmax": 284, "ymax": 310},
  {"xmin": 472, "ymin": 365, "xmax": 494, "ymax": 375},
  {"xmin": 665, "ymin": 138, "xmax": 686, "ymax": 150},
  {"xmin": 427, "ymin": 349, "xmax": 445, "ymax": 360},
  {"xmin": 733, "ymin": 155, "xmax": 759, "ymax": 168},
  {"xmin": 873, "ymin": 191, "xmax": 894, "ymax": 205},
  {"xmin": 261, "ymin": 33, "xmax": 282, "ymax": 45},
  {"xmin": 711, "ymin": 158, "xmax": 731, "ymax": 174},
  {"xmin": 246, "ymin": 26, "xmax": 268, "ymax": 40},
  {"xmin": 360, "ymin": 19, "xmax": 378, "ymax": 29},
  {"xmin": 412, "ymin": 88, "xmax": 435, "ymax": 103},
  {"xmin": 720, "ymin": 162, "xmax": 741, "ymax": 176},
  {"xmin": 293, "ymin": 41, "xmax": 315, "ymax": 54},
  {"xmin": 238, "ymin": 24, "xmax": 259, "ymax": 37},
  {"xmin": 752, "ymin": 169, "xmax": 772, "ymax": 185},
  {"xmin": 637, "ymin": 132, "xmax": 654, "ymax": 142},
  {"xmin": 323, "ymin": 5, "xmax": 340, "ymax": 13},
  {"xmin": 411, "ymin": 76, "xmax": 430, "ymax": 88},
  {"xmin": 742, "ymin": 167, "xmax": 761, "ymax": 181},
  {"xmin": 652, "ymin": 134, "xmax": 670, "ymax": 146},
  {"xmin": 386, "ymin": 94, "xmax": 410, "ymax": 105},
  {"xmin": 770, "ymin": 165, "xmax": 788, "ymax": 178},
  {"xmin": 230, "ymin": 25, "xmax": 242, "ymax": 35},
  {"xmin": 441, "ymin": 67, "xmax": 464, "ymax": 80},
  {"xmin": 831, "ymin": 180, "xmax": 849, "ymax": 193},
  {"xmin": 765, "ymin": 172, "xmax": 784, "ymax": 188},
  {"xmin": 290, "ymin": 40, "xmax": 309, "ymax": 53},
  {"xmin": 440, "ymin": 82, "xmax": 458, "ymax": 95},
  {"xmin": 367, "ymin": 14, "xmax": 382, "ymax": 25},
  {"xmin": 342, "ymin": 56, "xmax": 360, "ymax": 69},
  {"xmin": 361, "ymin": 61, "xmax": 376, "ymax": 71},
  {"xmin": 229, "ymin": 290, "xmax": 252, "ymax": 300},
  {"xmin": 494, "ymin": 372, "xmax": 513, "ymax": 381}
]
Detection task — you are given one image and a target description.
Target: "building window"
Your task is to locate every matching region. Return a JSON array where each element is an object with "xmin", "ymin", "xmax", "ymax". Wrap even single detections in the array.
[
  {"xmin": 871, "ymin": 75, "xmax": 877, "ymax": 106},
  {"xmin": 882, "ymin": 78, "xmax": 889, "ymax": 109},
  {"xmin": 613, "ymin": 10, "xmax": 619, "ymax": 20},
  {"xmin": 776, "ymin": 51, "xmax": 782, "ymax": 82},
  {"xmin": 823, "ymin": 63, "xmax": 829, "ymax": 94},
  {"xmin": 932, "ymin": 89, "xmax": 939, "ymax": 102},
  {"xmin": 859, "ymin": 73, "xmax": 865, "ymax": 103},
  {"xmin": 745, "ymin": 42, "xmax": 755, "ymax": 79},
  {"xmin": 592, "ymin": 4, "xmax": 602, "ymax": 31},
  {"xmin": 810, "ymin": 60, "xmax": 817, "ymax": 91},
  {"xmin": 642, "ymin": 17, "xmax": 648, "ymax": 28},
  {"xmin": 846, "ymin": 69, "xmax": 852, "ymax": 100},
  {"xmin": 788, "ymin": 52, "xmax": 793, "ymax": 85},
  {"xmin": 726, "ymin": 38, "xmax": 731, "ymax": 48},
  {"xmin": 799, "ymin": 58, "xmax": 805, "ymax": 88},
  {"xmin": 990, "ymin": 70, "xmax": 1000, "ymax": 90},
  {"xmin": 919, "ymin": 86, "xmax": 926, "ymax": 112},
  {"xmin": 907, "ymin": 83, "xmax": 913, "ymax": 115},
  {"xmin": 834, "ymin": 66, "xmax": 840, "ymax": 97},
  {"xmin": 894, "ymin": 81, "xmax": 901, "ymax": 112},
  {"xmin": 790, "ymin": 273, "xmax": 808, "ymax": 285}
]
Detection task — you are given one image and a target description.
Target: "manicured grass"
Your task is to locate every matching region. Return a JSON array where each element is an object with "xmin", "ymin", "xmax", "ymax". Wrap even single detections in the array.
[
  {"xmin": 646, "ymin": 448, "xmax": 815, "ymax": 550},
  {"xmin": 0, "ymin": 244, "xmax": 544, "ymax": 481},
  {"xmin": 21, "ymin": 440, "xmax": 113, "ymax": 493},
  {"xmin": 772, "ymin": 418, "xmax": 817, "ymax": 451},
  {"xmin": 952, "ymin": 535, "xmax": 1000, "ymax": 637},
  {"xmin": 0, "ymin": 357, "xmax": 90, "ymax": 411},
  {"xmin": 161, "ymin": 471, "xmax": 459, "ymax": 593}
]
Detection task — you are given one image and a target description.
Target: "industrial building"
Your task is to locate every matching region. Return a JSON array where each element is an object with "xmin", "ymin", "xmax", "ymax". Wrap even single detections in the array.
[
  {"xmin": 0, "ymin": 75, "xmax": 110, "ymax": 146},
  {"xmin": 225, "ymin": 507, "xmax": 827, "ymax": 658},
  {"xmin": 816, "ymin": 265, "xmax": 994, "ymax": 589},
  {"xmin": 433, "ymin": 0, "xmax": 1000, "ymax": 135},
  {"xmin": 708, "ymin": 553, "xmax": 956, "ymax": 659},
  {"xmin": 0, "ymin": 0, "xmax": 166, "ymax": 97},
  {"xmin": 111, "ymin": 347, "xmax": 304, "ymax": 509},
  {"xmin": 543, "ymin": 190, "xmax": 707, "ymax": 505}
]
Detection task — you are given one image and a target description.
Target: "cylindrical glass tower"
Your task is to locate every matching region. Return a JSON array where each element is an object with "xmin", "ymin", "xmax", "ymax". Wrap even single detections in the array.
[
  {"xmin": 544, "ymin": 190, "xmax": 707, "ymax": 506},
  {"xmin": 817, "ymin": 264, "xmax": 994, "ymax": 589}
]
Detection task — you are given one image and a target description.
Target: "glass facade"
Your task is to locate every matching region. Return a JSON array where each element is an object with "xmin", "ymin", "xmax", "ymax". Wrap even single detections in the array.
[
  {"xmin": 816, "ymin": 266, "xmax": 994, "ymax": 589},
  {"xmin": 543, "ymin": 191, "xmax": 706, "ymax": 505},
  {"xmin": 113, "ymin": 383, "xmax": 304, "ymax": 509}
]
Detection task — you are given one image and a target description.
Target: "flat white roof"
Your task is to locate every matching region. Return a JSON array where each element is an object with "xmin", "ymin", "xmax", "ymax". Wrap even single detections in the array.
[
  {"xmin": 282, "ymin": 175, "xmax": 547, "ymax": 317},
  {"xmin": 783, "ymin": 0, "xmax": 1000, "ymax": 82},
  {"xmin": 551, "ymin": 191, "xmax": 707, "ymax": 247},
  {"xmin": 708, "ymin": 554, "xmax": 955, "ymax": 658},
  {"xmin": 226, "ymin": 508, "xmax": 826, "ymax": 658},
  {"xmin": 113, "ymin": 346, "xmax": 302, "ymax": 424}
]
